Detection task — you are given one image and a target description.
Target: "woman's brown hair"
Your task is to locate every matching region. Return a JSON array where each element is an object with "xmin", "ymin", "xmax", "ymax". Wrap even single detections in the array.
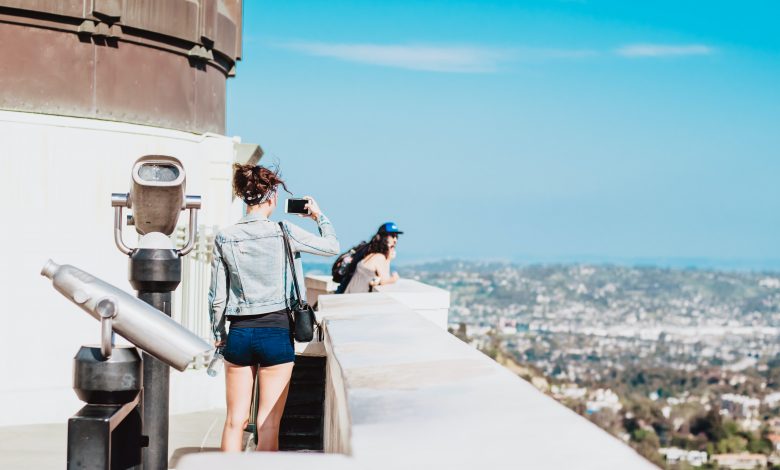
[
  {"xmin": 232, "ymin": 163, "xmax": 290, "ymax": 204},
  {"xmin": 366, "ymin": 232, "xmax": 393, "ymax": 258}
]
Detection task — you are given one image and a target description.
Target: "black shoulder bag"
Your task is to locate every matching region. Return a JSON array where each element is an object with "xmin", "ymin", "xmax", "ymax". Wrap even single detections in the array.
[{"xmin": 279, "ymin": 222, "xmax": 317, "ymax": 342}]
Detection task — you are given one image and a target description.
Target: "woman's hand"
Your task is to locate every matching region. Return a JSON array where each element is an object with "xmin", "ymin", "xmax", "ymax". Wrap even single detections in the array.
[
  {"xmin": 302, "ymin": 196, "xmax": 322, "ymax": 222},
  {"xmin": 215, "ymin": 339, "xmax": 225, "ymax": 348}
]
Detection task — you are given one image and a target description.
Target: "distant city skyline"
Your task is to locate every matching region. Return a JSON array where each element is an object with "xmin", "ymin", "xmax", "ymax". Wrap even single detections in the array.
[{"xmin": 227, "ymin": 1, "xmax": 780, "ymax": 266}]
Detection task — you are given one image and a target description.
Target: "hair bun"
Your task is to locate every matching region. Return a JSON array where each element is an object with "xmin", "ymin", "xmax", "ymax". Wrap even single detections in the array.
[{"xmin": 232, "ymin": 163, "xmax": 289, "ymax": 202}]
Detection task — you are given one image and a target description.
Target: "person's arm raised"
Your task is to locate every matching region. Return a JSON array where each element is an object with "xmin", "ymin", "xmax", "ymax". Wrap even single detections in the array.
[{"xmin": 284, "ymin": 196, "xmax": 340, "ymax": 256}]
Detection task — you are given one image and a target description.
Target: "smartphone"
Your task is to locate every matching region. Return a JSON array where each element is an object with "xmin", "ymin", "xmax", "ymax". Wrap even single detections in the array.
[{"xmin": 285, "ymin": 198, "xmax": 309, "ymax": 214}]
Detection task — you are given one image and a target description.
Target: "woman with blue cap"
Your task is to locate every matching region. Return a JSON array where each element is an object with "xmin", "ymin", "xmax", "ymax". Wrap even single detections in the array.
[{"xmin": 344, "ymin": 222, "xmax": 403, "ymax": 293}]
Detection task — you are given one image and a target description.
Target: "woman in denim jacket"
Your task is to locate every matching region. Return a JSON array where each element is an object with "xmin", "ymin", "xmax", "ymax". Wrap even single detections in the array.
[{"xmin": 209, "ymin": 163, "xmax": 339, "ymax": 451}]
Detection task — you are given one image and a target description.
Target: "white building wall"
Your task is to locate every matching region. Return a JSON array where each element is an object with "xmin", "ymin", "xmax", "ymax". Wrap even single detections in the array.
[{"xmin": 0, "ymin": 110, "xmax": 236, "ymax": 426}]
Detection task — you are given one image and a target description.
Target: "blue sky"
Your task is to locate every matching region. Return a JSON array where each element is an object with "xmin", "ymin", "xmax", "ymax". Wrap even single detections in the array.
[{"xmin": 227, "ymin": 1, "xmax": 780, "ymax": 266}]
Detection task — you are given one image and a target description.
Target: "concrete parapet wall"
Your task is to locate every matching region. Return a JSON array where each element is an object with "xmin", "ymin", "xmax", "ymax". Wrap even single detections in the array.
[
  {"xmin": 373, "ymin": 278, "xmax": 450, "ymax": 329},
  {"xmin": 305, "ymin": 275, "xmax": 450, "ymax": 329},
  {"xmin": 304, "ymin": 273, "xmax": 338, "ymax": 307},
  {"xmin": 321, "ymin": 325, "xmax": 352, "ymax": 455},
  {"xmin": 180, "ymin": 290, "xmax": 655, "ymax": 469}
]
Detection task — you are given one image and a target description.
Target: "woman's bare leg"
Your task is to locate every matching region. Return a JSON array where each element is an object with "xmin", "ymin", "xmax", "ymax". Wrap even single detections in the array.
[
  {"xmin": 255, "ymin": 362, "xmax": 294, "ymax": 451},
  {"xmin": 221, "ymin": 361, "xmax": 257, "ymax": 451}
]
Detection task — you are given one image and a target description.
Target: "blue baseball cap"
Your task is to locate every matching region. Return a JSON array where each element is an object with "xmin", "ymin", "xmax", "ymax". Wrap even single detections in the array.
[{"xmin": 378, "ymin": 222, "xmax": 404, "ymax": 235}]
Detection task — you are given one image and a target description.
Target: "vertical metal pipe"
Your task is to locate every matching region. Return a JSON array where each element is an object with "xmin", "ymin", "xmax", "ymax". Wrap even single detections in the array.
[
  {"xmin": 129, "ymin": 248, "xmax": 181, "ymax": 470},
  {"xmin": 139, "ymin": 291, "xmax": 172, "ymax": 470}
]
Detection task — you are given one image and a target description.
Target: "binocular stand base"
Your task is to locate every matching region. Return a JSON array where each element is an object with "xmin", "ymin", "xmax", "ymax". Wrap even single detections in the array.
[{"xmin": 67, "ymin": 394, "xmax": 147, "ymax": 470}]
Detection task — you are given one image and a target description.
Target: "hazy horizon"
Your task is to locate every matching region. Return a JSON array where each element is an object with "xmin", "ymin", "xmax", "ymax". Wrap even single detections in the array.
[{"xmin": 303, "ymin": 254, "xmax": 780, "ymax": 274}]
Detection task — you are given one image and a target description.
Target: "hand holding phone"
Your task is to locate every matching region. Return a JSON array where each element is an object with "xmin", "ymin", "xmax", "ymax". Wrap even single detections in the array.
[
  {"xmin": 285, "ymin": 198, "xmax": 309, "ymax": 214},
  {"xmin": 286, "ymin": 196, "xmax": 322, "ymax": 221}
]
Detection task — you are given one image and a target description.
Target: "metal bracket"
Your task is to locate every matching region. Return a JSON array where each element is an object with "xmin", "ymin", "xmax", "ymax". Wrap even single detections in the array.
[
  {"xmin": 77, "ymin": 20, "xmax": 122, "ymax": 40},
  {"xmin": 188, "ymin": 45, "xmax": 214, "ymax": 61},
  {"xmin": 95, "ymin": 297, "xmax": 118, "ymax": 359},
  {"xmin": 93, "ymin": 22, "xmax": 111, "ymax": 38},
  {"xmin": 179, "ymin": 195, "xmax": 202, "ymax": 256},
  {"xmin": 111, "ymin": 192, "xmax": 201, "ymax": 256},
  {"xmin": 77, "ymin": 20, "xmax": 96, "ymax": 35},
  {"xmin": 111, "ymin": 193, "xmax": 133, "ymax": 256}
]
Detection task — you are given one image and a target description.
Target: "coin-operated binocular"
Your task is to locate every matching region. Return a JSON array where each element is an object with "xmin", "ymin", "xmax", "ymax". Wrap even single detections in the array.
[
  {"xmin": 109, "ymin": 155, "xmax": 204, "ymax": 470},
  {"xmin": 41, "ymin": 261, "xmax": 211, "ymax": 469},
  {"xmin": 112, "ymin": 155, "xmax": 201, "ymax": 256},
  {"xmin": 43, "ymin": 155, "xmax": 209, "ymax": 470}
]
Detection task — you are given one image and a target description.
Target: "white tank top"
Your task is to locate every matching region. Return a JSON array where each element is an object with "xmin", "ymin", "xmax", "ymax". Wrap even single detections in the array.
[{"xmin": 344, "ymin": 259, "xmax": 378, "ymax": 294}]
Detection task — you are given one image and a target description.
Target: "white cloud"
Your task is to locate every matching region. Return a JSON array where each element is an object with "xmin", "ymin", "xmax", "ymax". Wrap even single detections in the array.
[
  {"xmin": 615, "ymin": 44, "xmax": 715, "ymax": 58},
  {"xmin": 276, "ymin": 41, "xmax": 714, "ymax": 72},
  {"xmin": 280, "ymin": 42, "xmax": 512, "ymax": 73},
  {"xmin": 515, "ymin": 47, "xmax": 598, "ymax": 60}
]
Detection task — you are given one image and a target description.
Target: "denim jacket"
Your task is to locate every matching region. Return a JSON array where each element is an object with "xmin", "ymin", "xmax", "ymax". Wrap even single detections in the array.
[{"xmin": 208, "ymin": 213, "xmax": 339, "ymax": 341}]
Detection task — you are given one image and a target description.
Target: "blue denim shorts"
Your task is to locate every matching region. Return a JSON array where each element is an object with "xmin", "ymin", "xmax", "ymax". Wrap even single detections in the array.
[{"xmin": 222, "ymin": 327, "xmax": 294, "ymax": 367}]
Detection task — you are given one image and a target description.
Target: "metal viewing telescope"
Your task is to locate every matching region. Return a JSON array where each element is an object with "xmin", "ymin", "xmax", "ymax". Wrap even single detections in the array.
[
  {"xmin": 41, "ymin": 261, "xmax": 210, "ymax": 372},
  {"xmin": 114, "ymin": 155, "xmax": 202, "ymax": 470},
  {"xmin": 42, "ymin": 155, "xmax": 209, "ymax": 470}
]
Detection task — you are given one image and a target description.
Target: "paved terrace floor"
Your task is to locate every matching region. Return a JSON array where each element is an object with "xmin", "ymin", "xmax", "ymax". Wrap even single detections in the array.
[{"xmin": 0, "ymin": 410, "xmax": 226, "ymax": 470}]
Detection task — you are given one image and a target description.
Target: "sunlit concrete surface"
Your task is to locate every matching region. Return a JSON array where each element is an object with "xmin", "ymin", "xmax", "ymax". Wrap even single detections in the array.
[
  {"xmin": 179, "ymin": 451, "xmax": 357, "ymax": 469},
  {"xmin": 181, "ymin": 291, "xmax": 656, "ymax": 469},
  {"xmin": 305, "ymin": 276, "xmax": 450, "ymax": 329},
  {"xmin": 166, "ymin": 410, "xmax": 226, "ymax": 469},
  {"xmin": 374, "ymin": 278, "xmax": 450, "ymax": 328},
  {"xmin": 0, "ymin": 421, "xmax": 65, "ymax": 470},
  {"xmin": 0, "ymin": 410, "xmax": 225, "ymax": 470},
  {"xmin": 305, "ymin": 274, "xmax": 339, "ymax": 306}
]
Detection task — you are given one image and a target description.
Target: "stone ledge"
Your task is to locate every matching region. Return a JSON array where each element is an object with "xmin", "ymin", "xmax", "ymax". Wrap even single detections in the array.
[
  {"xmin": 181, "ymin": 291, "xmax": 655, "ymax": 469},
  {"xmin": 374, "ymin": 278, "xmax": 450, "ymax": 329}
]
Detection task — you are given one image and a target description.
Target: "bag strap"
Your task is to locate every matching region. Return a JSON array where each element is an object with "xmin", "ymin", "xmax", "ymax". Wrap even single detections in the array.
[{"xmin": 279, "ymin": 222, "xmax": 304, "ymax": 305}]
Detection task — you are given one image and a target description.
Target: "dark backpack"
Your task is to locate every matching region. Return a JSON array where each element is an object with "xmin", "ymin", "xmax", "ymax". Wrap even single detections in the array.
[{"xmin": 332, "ymin": 241, "xmax": 370, "ymax": 288}]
